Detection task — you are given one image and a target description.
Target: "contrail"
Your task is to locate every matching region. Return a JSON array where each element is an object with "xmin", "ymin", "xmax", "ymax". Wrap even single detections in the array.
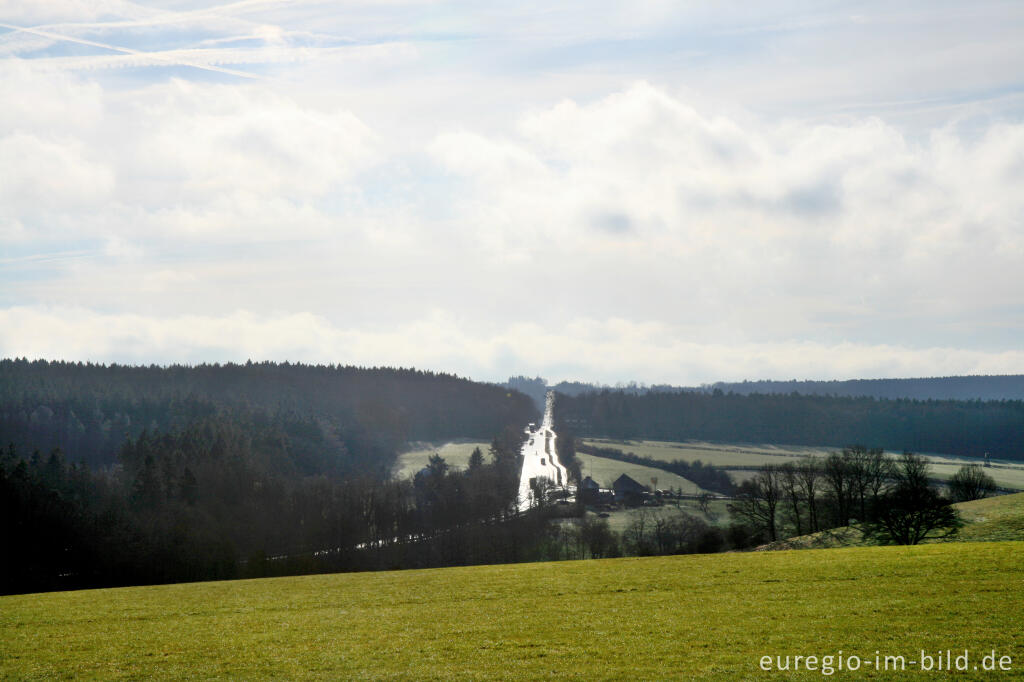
[
  {"xmin": 29, "ymin": 0, "xmax": 301, "ymax": 33},
  {"xmin": 0, "ymin": 22, "xmax": 263, "ymax": 80},
  {"xmin": 0, "ymin": 250, "xmax": 97, "ymax": 266}
]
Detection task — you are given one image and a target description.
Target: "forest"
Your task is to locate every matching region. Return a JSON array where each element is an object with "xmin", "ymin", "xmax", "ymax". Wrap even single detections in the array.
[
  {"xmin": 554, "ymin": 389, "xmax": 1024, "ymax": 459},
  {"xmin": 0, "ymin": 359, "xmax": 538, "ymax": 594},
  {"xmin": 0, "ymin": 358, "xmax": 536, "ymax": 470},
  {"xmin": 4, "ymin": 359, "xmax": 1014, "ymax": 595},
  {"xmin": 706, "ymin": 374, "xmax": 1024, "ymax": 401}
]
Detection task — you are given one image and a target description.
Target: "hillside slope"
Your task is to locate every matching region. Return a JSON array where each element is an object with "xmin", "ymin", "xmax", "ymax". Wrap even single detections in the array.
[
  {"xmin": 2, "ymin": 543, "xmax": 1020, "ymax": 679},
  {"xmin": 761, "ymin": 492, "xmax": 1024, "ymax": 551}
]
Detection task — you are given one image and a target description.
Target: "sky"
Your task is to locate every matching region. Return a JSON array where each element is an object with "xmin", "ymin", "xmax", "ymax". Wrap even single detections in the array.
[{"xmin": 2, "ymin": 0, "xmax": 1023, "ymax": 385}]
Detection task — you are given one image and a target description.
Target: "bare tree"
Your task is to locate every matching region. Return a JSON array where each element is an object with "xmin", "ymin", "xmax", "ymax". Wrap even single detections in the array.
[
  {"xmin": 623, "ymin": 508, "xmax": 653, "ymax": 555},
  {"xmin": 948, "ymin": 464, "xmax": 997, "ymax": 502},
  {"xmin": 797, "ymin": 457, "xmax": 823, "ymax": 533},
  {"xmin": 862, "ymin": 447, "xmax": 895, "ymax": 514},
  {"xmin": 779, "ymin": 463, "xmax": 804, "ymax": 536},
  {"xmin": 865, "ymin": 452, "xmax": 961, "ymax": 545},
  {"xmin": 579, "ymin": 515, "xmax": 617, "ymax": 558},
  {"xmin": 823, "ymin": 451, "xmax": 856, "ymax": 526},
  {"xmin": 728, "ymin": 465, "xmax": 781, "ymax": 542}
]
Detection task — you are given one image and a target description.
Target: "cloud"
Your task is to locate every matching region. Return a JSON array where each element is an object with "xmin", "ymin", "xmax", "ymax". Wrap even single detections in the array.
[
  {"xmin": 3, "ymin": 306, "xmax": 1024, "ymax": 384},
  {"xmin": 3, "ymin": 2, "xmax": 1024, "ymax": 384},
  {"xmin": 0, "ymin": 132, "xmax": 113, "ymax": 202},
  {"xmin": 426, "ymin": 82, "xmax": 1024, "ymax": 342},
  {"xmin": 0, "ymin": 0, "xmax": 154, "ymax": 26},
  {"xmin": 0, "ymin": 63, "xmax": 380, "ymax": 244},
  {"xmin": 5, "ymin": 76, "xmax": 1024, "ymax": 381}
]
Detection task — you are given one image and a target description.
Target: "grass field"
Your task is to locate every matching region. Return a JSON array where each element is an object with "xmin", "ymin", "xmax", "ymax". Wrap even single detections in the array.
[
  {"xmin": 2, "ymin": 542, "xmax": 1021, "ymax": 679},
  {"xmin": 955, "ymin": 492, "xmax": 1024, "ymax": 543},
  {"xmin": 584, "ymin": 439, "xmax": 1024, "ymax": 491},
  {"xmin": 582, "ymin": 439, "xmax": 821, "ymax": 467},
  {"xmin": 928, "ymin": 462, "xmax": 1024, "ymax": 490},
  {"xmin": 392, "ymin": 441, "xmax": 491, "ymax": 479},
  {"xmin": 575, "ymin": 452, "xmax": 706, "ymax": 494}
]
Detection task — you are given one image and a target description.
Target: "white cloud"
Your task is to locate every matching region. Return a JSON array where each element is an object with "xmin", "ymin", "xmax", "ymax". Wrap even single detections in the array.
[
  {"xmin": 0, "ymin": 63, "xmax": 380, "ymax": 243},
  {"xmin": 131, "ymin": 79, "xmax": 377, "ymax": 198},
  {"xmin": 427, "ymin": 82, "xmax": 1024, "ymax": 340},
  {"xmin": 3, "ymin": 2, "xmax": 1024, "ymax": 383},
  {"xmin": 0, "ymin": 132, "xmax": 115, "ymax": 233},
  {"xmin": 0, "ymin": 61, "xmax": 105, "ymax": 134},
  {"xmin": 3, "ymin": 306, "xmax": 1023, "ymax": 384}
]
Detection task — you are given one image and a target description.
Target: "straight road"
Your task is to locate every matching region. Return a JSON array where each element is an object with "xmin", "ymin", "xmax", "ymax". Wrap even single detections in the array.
[{"xmin": 517, "ymin": 391, "xmax": 569, "ymax": 511}]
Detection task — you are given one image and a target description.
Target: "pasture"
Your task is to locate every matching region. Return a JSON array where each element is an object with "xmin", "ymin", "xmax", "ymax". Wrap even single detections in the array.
[
  {"xmin": 574, "ymin": 451, "xmax": 706, "ymax": 494},
  {"xmin": 392, "ymin": 441, "xmax": 491, "ymax": 479},
  {"xmin": 583, "ymin": 439, "xmax": 1024, "ymax": 491},
  {"xmin": 2, "ymin": 542, "xmax": 1021, "ymax": 679}
]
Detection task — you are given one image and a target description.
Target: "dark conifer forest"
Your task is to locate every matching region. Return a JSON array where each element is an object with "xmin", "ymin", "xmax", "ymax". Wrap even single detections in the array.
[
  {"xmin": 0, "ymin": 359, "xmax": 537, "ymax": 594},
  {"xmin": 555, "ymin": 389, "xmax": 1024, "ymax": 460}
]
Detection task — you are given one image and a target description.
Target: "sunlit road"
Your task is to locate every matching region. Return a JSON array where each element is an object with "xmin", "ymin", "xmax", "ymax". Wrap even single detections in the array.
[{"xmin": 517, "ymin": 391, "xmax": 568, "ymax": 511}]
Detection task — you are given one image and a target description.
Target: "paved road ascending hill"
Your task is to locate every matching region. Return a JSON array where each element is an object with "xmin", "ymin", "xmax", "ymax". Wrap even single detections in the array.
[{"xmin": 517, "ymin": 391, "xmax": 568, "ymax": 511}]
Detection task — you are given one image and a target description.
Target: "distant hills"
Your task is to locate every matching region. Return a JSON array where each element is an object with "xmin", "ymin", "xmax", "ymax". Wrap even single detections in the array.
[
  {"xmin": 704, "ymin": 376, "xmax": 1024, "ymax": 401},
  {"xmin": 506, "ymin": 374, "xmax": 1024, "ymax": 407}
]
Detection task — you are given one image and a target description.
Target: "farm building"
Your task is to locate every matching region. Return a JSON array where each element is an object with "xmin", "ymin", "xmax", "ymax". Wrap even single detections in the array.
[
  {"xmin": 579, "ymin": 476, "xmax": 614, "ymax": 505},
  {"xmin": 612, "ymin": 473, "xmax": 649, "ymax": 506}
]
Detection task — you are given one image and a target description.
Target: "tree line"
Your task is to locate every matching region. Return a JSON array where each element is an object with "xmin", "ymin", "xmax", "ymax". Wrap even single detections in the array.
[
  {"xmin": 0, "ymin": 359, "xmax": 543, "ymax": 594},
  {"xmin": 554, "ymin": 389, "xmax": 1024, "ymax": 459},
  {"xmin": 0, "ymin": 358, "xmax": 536, "ymax": 471},
  {"xmin": 727, "ymin": 446, "xmax": 994, "ymax": 546},
  {"xmin": 573, "ymin": 442, "xmax": 735, "ymax": 495},
  {"xmin": 707, "ymin": 374, "xmax": 1024, "ymax": 401},
  {"xmin": 0, "ymin": 414, "xmax": 544, "ymax": 594}
]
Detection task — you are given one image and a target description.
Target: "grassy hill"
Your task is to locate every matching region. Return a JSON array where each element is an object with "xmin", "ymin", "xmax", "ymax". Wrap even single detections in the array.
[
  {"xmin": 761, "ymin": 492, "xmax": 1024, "ymax": 551},
  {"xmin": 2, "ymin": 542, "xmax": 1021, "ymax": 679},
  {"xmin": 954, "ymin": 492, "xmax": 1024, "ymax": 542}
]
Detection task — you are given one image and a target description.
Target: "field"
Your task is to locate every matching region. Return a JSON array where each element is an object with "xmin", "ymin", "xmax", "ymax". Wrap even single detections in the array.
[
  {"xmin": 927, "ymin": 461, "xmax": 1024, "ymax": 491},
  {"xmin": 955, "ymin": 492, "xmax": 1024, "ymax": 542},
  {"xmin": 392, "ymin": 441, "xmax": 491, "ymax": 479},
  {"xmin": 574, "ymin": 451, "xmax": 706, "ymax": 493},
  {"xmin": 2, "ymin": 542, "xmax": 1021, "ymax": 679},
  {"xmin": 582, "ymin": 439, "xmax": 820, "ymax": 467},
  {"xmin": 583, "ymin": 439, "xmax": 1024, "ymax": 491}
]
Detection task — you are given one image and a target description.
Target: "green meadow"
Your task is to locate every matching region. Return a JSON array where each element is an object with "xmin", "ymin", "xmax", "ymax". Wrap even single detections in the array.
[
  {"xmin": 583, "ymin": 439, "xmax": 819, "ymax": 467},
  {"xmin": 583, "ymin": 439, "xmax": 1024, "ymax": 491},
  {"xmin": 392, "ymin": 441, "xmax": 492, "ymax": 479},
  {"xmin": 574, "ymin": 451, "xmax": 706, "ymax": 493},
  {"xmin": 3, "ymin": 542, "xmax": 1022, "ymax": 680}
]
